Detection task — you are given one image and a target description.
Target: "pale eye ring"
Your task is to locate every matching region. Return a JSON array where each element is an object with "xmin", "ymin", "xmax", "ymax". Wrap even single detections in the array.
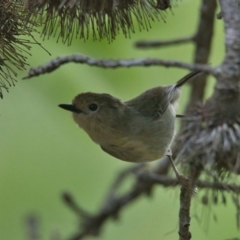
[{"xmin": 88, "ymin": 103, "xmax": 98, "ymax": 111}]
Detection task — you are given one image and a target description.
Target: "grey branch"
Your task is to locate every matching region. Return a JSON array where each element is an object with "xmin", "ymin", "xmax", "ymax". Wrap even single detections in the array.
[
  {"xmin": 217, "ymin": 0, "xmax": 240, "ymax": 89},
  {"xmin": 179, "ymin": 185, "xmax": 192, "ymax": 240},
  {"xmin": 140, "ymin": 172, "xmax": 240, "ymax": 192},
  {"xmin": 177, "ymin": 0, "xmax": 217, "ymax": 239},
  {"xmin": 23, "ymin": 55, "xmax": 215, "ymax": 80}
]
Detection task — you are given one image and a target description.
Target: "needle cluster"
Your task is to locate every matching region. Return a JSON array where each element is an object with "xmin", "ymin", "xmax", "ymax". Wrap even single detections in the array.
[
  {"xmin": 175, "ymin": 103, "xmax": 240, "ymax": 176},
  {"xmin": 0, "ymin": 1, "xmax": 38, "ymax": 98},
  {"xmin": 26, "ymin": 0, "xmax": 176, "ymax": 44}
]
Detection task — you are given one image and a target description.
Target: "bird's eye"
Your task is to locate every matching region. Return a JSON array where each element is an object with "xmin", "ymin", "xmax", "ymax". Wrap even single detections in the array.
[{"xmin": 88, "ymin": 103, "xmax": 98, "ymax": 111}]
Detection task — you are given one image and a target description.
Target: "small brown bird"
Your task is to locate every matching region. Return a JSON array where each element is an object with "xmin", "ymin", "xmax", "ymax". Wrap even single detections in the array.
[{"xmin": 59, "ymin": 71, "xmax": 201, "ymax": 178}]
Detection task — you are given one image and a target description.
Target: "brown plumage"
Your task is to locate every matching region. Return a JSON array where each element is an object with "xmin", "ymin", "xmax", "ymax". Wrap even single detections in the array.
[{"xmin": 59, "ymin": 70, "xmax": 201, "ymax": 163}]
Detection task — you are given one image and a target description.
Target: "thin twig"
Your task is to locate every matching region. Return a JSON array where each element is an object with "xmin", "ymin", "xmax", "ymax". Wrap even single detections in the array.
[
  {"xmin": 26, "ymin": 215, "xmax": 39, "ymax": 240},
  {"xmin": 62, "ymin": 192, "xmax": 89, "ymax": 218},
  {"xmin": 102, "ymin": 163, "xmax": 146, "ymax": 204},
  {"xmin": 23, "ymin": 55, "xmax": 216, "ymax": 80},
  {"xmin": 135, "ymin": 35, "xmax": 194, "ymax": 49},
  {"xmin": 177, "ymin": 0, "xmax": 217, "ymax": 238},
  {"xmin": 141, "ymin": 172, "xmax": 240, "ymax": 192},
  {"xmin": 66, "ymin": 181, "xmax": 153, "ymax": 240}
]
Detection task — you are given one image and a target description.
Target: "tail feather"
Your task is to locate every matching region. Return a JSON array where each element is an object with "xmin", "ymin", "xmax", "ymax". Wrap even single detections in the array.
[{"xmin": 175, "ymin": 70, "xmax": 202, "ymax": 88}]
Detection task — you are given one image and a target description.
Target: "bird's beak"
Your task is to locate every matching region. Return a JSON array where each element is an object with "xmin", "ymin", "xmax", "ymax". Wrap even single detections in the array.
[{"xmin": 58, "ymin": 104, "xmax": 82, "ymax": 114}]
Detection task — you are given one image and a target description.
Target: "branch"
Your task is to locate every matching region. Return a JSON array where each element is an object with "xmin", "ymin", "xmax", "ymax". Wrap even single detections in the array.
[
  {"xmin": 63, "ymin": 164, "xmax": 240, "ymax": 240},
  {"xmin": 217, "ymin": 0, "xmax": 240, "ymax": 89},
  {"xmin": 179, "ymin": 185, "xmax": 192, "ymax": 240},
  {"xmin": 135, "ymin": 36, "xmax": 194, "ymax": 49},
  {"xmin": 188, "ymin": 0, "xmax": 217, "ymax": 104},
  {"xmin": 23, "ymin": 55, "xmax": 216, "ymax": 80},
  {"xmin": 134, "ymin": 0, "xmax": 217, "ymax": 104},
  {"xmin": 177, "ymin": 1, "xmax": 217, "ymax": 238},
  {"xmin": 140, "ymin": 172, "xmax": 240, "ymax": 192}
]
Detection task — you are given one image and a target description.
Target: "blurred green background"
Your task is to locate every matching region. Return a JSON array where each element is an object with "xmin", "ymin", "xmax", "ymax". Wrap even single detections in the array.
[{"xmin": 1, "ymin": 0, "xmax": 239, "ymax": 239}]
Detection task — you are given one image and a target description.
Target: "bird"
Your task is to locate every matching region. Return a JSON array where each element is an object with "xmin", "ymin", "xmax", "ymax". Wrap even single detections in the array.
[{"xmin": 59, "ymin": 70, "xmax": 201, "ymax": 181}]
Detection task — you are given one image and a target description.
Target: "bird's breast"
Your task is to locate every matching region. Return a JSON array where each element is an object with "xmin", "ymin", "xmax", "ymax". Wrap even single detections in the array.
[{"xmin": 100, "ymin": 105, "xmax": 176, "ymax": 162}]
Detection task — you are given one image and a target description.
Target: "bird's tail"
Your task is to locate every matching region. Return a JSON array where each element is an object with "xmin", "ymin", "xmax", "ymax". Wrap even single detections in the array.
[{"xmin": 175, "ymin": 70, "xmax": 202, "ymax": 88}]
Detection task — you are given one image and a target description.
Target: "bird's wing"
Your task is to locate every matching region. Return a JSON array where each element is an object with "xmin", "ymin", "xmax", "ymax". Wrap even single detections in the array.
[
  {"xmin": 100, "ymin": 144, "xmax": 133, "ymax": 162},
  {"xmin": 157, "ymin": 85, "xmax": 175, "ymax": 117},
  {"xmin": 125, "ymin": 85, "xmax": 176, "ymax": 118}
]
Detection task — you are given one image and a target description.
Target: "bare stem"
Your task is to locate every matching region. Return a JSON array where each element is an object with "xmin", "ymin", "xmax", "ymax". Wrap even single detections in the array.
[
  {"xmin": 23, "ymin": 55, "xmax": 215, "ymax": 80},
  {"xmin": 135, "ymin": 36, "xmax": 194, "ymax": 49},
  {"xmin": 178, "ymin": 186, "xmax": 192, "ymax": 240}
]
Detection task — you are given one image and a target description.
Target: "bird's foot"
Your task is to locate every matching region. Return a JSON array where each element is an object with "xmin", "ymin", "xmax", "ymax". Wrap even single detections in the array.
[
  {"xmin": 176, "ymin": 174, "xmax": 189, "ymax": 189},
  {"xmin": 166, "ymin": 150, "xmax": 189, "ymax": 189}
]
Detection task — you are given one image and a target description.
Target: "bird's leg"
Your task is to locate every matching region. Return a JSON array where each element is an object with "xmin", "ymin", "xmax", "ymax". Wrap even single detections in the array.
[{"xmin": 166, "ymin": 149, "xmax": 189, "ymax": 188}]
